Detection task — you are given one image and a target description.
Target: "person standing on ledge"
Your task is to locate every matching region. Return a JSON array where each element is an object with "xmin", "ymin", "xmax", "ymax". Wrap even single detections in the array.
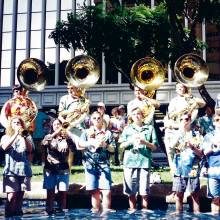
[
  {"xmin": 171, "ymin": 113, "xmax": 203, "ymax": 214},
  {"xmin": 202, "ymin": 113, "xmax": 220, "ymax": 214},
  {"xmin": 0, "ymin": 117, "xmax": 33, "ymax": 218},
  {"xmin": 119, "ymin": 107, "xmax": 158, "ymax": 212},
  {"xmin": 78, "ymin": 111, "xmax": 115, "ymax": 215}
]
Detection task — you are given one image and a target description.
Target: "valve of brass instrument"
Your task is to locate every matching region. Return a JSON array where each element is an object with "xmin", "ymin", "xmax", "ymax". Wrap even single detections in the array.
[{"xmin": 19, "ymin": 128, "xmax": 29, "ymax": 138}]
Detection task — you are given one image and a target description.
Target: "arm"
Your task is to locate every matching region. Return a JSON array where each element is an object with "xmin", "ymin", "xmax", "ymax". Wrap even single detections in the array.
[{"xmin": 1, "ymin": 132, "xmax": 19, "ymax": 151}]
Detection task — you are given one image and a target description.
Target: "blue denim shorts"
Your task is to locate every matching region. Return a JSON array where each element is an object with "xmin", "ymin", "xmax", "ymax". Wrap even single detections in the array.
[
  {"xmin": 207, "ymin": 178, "xmax": 220, "ymax": 198},
  {"xmin": 43, "ymin": 170, "xmax": 69, "ymax": 191},
  {"xmin": 84, "ymin": 162, "xmax": 112, "ymax": 191}
]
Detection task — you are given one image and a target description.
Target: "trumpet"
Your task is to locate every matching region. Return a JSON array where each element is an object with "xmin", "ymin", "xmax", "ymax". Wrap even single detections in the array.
[{"xmin": 19, "ymin": 128, "xmax": 29, "ymax": 138}]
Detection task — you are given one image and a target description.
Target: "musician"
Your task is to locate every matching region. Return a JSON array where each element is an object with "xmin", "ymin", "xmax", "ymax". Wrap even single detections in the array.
[
  {"xmin": 119, "ymin": 107, "xmax": 158, "ymax": 212},
  {"xmin": 171, "ymin": 113, "xmax": 203, "ymax": 214},
  {"xmin": 41, "ymin": 118, "xmax": 76, "ymax": 215},
  {"xmin": 78, "ymin": 111, "xmax": 115, "ymax": 214},
  {"xmin": 0, "ymin": 116, "xmax": 33, "ymax": 217},
  {"xmin": 127, "ymin": 86, "xmax": 160, "ymax": 125},
  {"xmin": 58, "ymin": 82, "xmax": 90, "ymax": 166},
  {"xmin": 164, "ymin": 82, "xmax": 205, "ymax": 170},
  {"xmin": 58, "ymin": 82, "xmax": 89, "ymax": 132},
  {"xmin": 202, "ymin": 113, "xmax": 220, "ymax": 214}
]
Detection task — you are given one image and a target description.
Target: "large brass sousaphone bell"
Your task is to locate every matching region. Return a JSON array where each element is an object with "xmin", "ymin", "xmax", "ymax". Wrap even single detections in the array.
[
  {"xmin": 17, "ymin": 58, "xmax": 48, "ymax": 92},
  {"xmin": 0, "ymin": 58, "xmax": 48, "ymax": 130},
  {"xmin": 59, "ymin": 55, "xmax": 100, "ymax": 129},
  {"xmin": 66, "ymin": 55, "xmax": 100, "ymax": 89},
  {"xmin": 130, "ymin": 57, "xmax": 165, "ymax": 98},
  {"xmin": 174, "ymin": 53, "xmax": 209, "ymax": 88}
]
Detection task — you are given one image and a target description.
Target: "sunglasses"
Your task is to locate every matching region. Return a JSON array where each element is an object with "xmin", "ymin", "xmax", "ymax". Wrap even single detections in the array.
[
  {"xmin": 180, "ymin": 117, "xmax": 190, "ymax": 121},
  {"xmin": 92, "ymin": 117, "xmax": 101, "ymax": 120}
]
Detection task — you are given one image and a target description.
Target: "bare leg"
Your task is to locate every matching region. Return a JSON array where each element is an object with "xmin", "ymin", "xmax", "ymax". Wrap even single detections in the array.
[
  {"xmin": 5, "ymin": 192, "xmax": 16, "ymax": 217},
  {"xmin": 141, "ymin": 195, "xmax": 148, "ymax": 209},
  {"xmin": 191, "ymin": 192, "xmax": 200, "ymax": 214},
  {"xmin": 101, "ymin": 189, "xmax": 111, "ymax": 210},
  {"xmin": 91, "ymin": 189, "xmax": 101, "ymax": 212},
  {"xmin": 58, "ymin": 191, "xmax": 67, "ymax": 210},
  {"xmin": 15, "ymin": 191, "xmax": 24, "ymax": 215},
  {"xmin": 175, "ymin": 192, "xmax": 184, "ymax": 213},
  {"xmin": 211, "ymin": 197, "xmax": 220, "ymax": 214},
  {"xmin": 128, "ymin": 195, "xmax": 136, "ymax": 210},
  {"xmin": 46, "ymin": 189, "xmax": 55, "ymax": 214}
]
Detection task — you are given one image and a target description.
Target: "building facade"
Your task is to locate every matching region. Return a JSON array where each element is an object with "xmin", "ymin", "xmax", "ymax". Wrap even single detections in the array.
[{"xmin": 0, "ymin": 0, "xmax": 220, "ymax": 111}]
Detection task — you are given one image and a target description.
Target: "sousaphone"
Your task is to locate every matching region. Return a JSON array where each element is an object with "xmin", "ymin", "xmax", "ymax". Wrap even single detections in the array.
[{"xmin": 0, "ymin": 58, "xmax": 48, "ymax": 130}]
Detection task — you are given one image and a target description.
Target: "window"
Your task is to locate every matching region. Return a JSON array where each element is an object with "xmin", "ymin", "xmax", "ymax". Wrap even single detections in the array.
[
  {"xmin": 32, "ymin": 0, "xmax": 42, "ymax": 12},
  {"xmin": 2, "ymin": 15, "xmax": 13, "ymax": 32},
  {"xmin": 46, "ymin": 11, "xmax": 57, "ymax": 29},
  {"xmin": 206, "ymin": 23, "xmax": 220, "ymax": 81},
  {"xmin": 31, "ymin": 13, "xmax": 42, "ymax": 30},
  {"xmin": 3, "ymin": 0, "xmax": 13, "ymax": 14},
  {"xmin": 1, "ymin": 50, "xmax": 11, "ymax": 68},
  {"xmin": 18, "ymin": 0, "xmax": 28, "ymax": 13},
  {"xmin": 16, "ymin": 32, "xmax": 27, "ymax": 49},
  {"xmin": 2, "ymin": 33, "xmax": 12, "ymax": 50},
  {"xmin": 31, "ymin": 30, "xmax": 41, "ymax": 48},
  {"xmin": 17, "ymin": 13, "xmax": 27, "ymax": 31}
]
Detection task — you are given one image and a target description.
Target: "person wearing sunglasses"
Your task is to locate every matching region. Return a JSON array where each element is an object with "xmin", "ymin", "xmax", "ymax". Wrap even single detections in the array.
[
  {"xmin": 78, "ymin": 111, "xmax": 116, "ymax": 215},
  {"xmin": 171, "ymin": 112, "xmax": 204, "ymax": 214},
  {"xmin": 202, "ymin": 113, "xmax": 220, "ymax": 214},
  {"xmin": 164, "ymin": 82, "xmax": 205, "ymax": 172}
]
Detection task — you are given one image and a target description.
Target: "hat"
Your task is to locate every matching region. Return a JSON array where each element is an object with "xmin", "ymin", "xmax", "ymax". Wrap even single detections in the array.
[
  {"xmin": 118, "ymin": 105, "xmax": 125, "ymax": 109},
  {"xmin": 97, "ymin": 102, "xmax": 106, "ymax": 109}
]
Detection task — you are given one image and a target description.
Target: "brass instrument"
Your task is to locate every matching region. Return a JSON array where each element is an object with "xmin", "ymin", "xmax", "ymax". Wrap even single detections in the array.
[
  {"xmin": 61, "ymin": 55, "xmax": 100, "ymax": 170},
  {"xmin": 0, "ymin": 58, "xmax": 48, "ymax": 130},
  {"xmin": 130, "ymin": 57, "xmax": 165, "ymax": 123},
  {"xmin": 167, "ymin": 53, "xmax": 209, "ymax": 123},
  {"xmin": 130, "ymin": 57, "xmax": 165, "ymax": 96},
  {"xmin": 174, "ymin": 53, "xmax": 209, "ymax": 88},
  {"xmin": 60, "ymin": 55, "xmax": 100, "ymax": 129}
]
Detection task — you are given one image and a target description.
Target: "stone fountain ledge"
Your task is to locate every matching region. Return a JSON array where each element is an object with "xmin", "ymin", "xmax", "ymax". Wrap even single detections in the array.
[{"xmin": 0, "ymin": 181, "xmax": 209, "ymax": 203}]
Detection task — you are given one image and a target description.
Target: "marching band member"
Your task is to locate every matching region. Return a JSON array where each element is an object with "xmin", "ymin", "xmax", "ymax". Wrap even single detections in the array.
[
  {"xmin": 58, "ymin": 82, "xmax": 90, "ymax": 167},
  {"xmin": 0, "ymin": 116, "xmax": 33, "ymax": 217},
  {"xmin": 78, "ymin": 111, "xmax": 115, "ymax": 214},
  {"xmin": 41, "ymin": 118, "xmax": 77, "ymax": 215},
  {"xmin": 119, "ymin": 107, "xmax": 158, "ymax": 212},
  {"xmin": 127, "ymin": 86, "xmax": 160, "ymax": 125},
  {"xmin": 171, "ymin": 113, "xmax": 203, "ymax": 214},
  {"xmin": 164, "ymin": 82, "xmax": 205, "ymax": 171},
  {"xmin": 202, "ymin": 113, "xmax": 220, "ymax": 214}
]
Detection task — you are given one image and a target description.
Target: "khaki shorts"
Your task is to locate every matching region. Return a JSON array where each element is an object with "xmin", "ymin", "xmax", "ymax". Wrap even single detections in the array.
[{"xmin": 3, "ymin": 176, "xmax": 31, "ymax": 193}]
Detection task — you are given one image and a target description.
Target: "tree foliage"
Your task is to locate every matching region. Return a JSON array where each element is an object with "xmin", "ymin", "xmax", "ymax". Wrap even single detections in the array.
[{"xmin": 49, "ymin": 0, "xmax": 220, "ymax": 76}]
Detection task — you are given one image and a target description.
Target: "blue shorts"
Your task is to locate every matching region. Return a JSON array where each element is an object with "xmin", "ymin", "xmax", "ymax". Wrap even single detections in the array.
[
  {"xmin": 172, "ymin": 176, "xmax": 200, "ymax": 193},
  {"xmin": 43, "ymin": 171, "xmax": 69, "ymax": 191},
  {"xmin": 207, "ymin": 178, "xmax": 220, "ymax": 198},
  {"xmin": 84, "ymin": 162, "xmax": 112, "ymax": 191}
]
